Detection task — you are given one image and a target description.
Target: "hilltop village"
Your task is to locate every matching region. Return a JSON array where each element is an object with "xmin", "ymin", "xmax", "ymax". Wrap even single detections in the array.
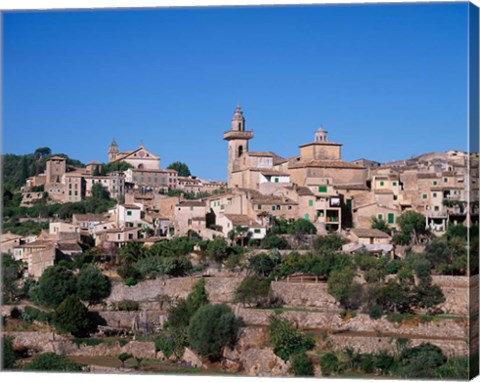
[{"xmin": 1, "ymin": 107, "xmax": 479, "ymax": 377}]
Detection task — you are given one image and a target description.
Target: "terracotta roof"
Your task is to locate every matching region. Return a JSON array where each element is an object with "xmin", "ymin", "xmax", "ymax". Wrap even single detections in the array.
[
  {"xmin": 251, "ymin": 195, "xmax": 298, "ymax": 206},
  {"xmin": 417, "ymin": 173, "xmax": 439, "ymax": 179},
  {"xmin": 131, "ymin": 168, "xmax": 176, "ymax": 174},
  {"xmin": 100, "ymin": 227, "xmax": 140, "ymax": 234},
  {"xmin": 289, "ymin": 160, "xmax": 364, "ymax": 170},
  {"xmin": 296, "ymin": 186, "xmax": 314, "ymax": 196},
  {"xmin": 48, "ymin": 156, "xmax": 66, "ymax": 160},
  {"xmin": 224, "ymin": 214, "xmax": 263, "ymax": 228},
  {"xmin": 334, "ymin": 184, "xmax": 369, "ymax": 191},
  {"xmin": 73, "ymin": 213, "xmax": 107, "ymax": 222},
  {"xmin": 57, "ymin": 241, "xmax": 82, "ymax": 252},
  {"xmin": 260, "ymin": 170, "xmax": 290, "ymax": 177},
  {"xmin": 191, "ymin": 216, "xmax": 206, "ymax": 221},
  {"xmin": 351, "ymin": 229, "xmax": 391, "ymax": 239},
  {"xmin": 178, "ymin": 200, "xmax": 205, "ymax": 207}
]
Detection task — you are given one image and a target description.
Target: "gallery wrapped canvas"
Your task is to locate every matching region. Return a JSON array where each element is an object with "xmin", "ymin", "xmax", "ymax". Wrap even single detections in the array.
[{"xmin": 1, "ymin": 0, "xmax": 479, "ymax": 380}]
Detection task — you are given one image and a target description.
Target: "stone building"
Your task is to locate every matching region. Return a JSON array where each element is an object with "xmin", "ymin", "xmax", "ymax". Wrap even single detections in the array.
[{"xmin": 108, "ymin": 140, "xmax": 160, "ymax": 170}]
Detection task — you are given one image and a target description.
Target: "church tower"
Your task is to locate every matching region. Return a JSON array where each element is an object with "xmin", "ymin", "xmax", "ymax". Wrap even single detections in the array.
[
  {"xmin": 223, "ymin": 106, "xmax": 253, "ymax": 187},
  {"xmin": 108, "ymin": 138, "xmax": 119, "ymax": 163},
  {"xmin": 314, "ymin": 126, "xmax": 328, "ymax": 142}
]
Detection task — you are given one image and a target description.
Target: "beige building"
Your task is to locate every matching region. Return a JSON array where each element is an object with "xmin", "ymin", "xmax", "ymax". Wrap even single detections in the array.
[
  {"xmin": 125, "ymin": 168, "xmax": 178, "ymax": 192},
  {"xmin": 108, "ymin": 140, "xmax": 160, "ymax": 170}
]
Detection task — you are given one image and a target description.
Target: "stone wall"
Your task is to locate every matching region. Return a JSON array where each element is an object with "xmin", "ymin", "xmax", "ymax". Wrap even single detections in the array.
[{"xmin": 271, "ymin": 281, "xmax": 338, "ymax": 311}]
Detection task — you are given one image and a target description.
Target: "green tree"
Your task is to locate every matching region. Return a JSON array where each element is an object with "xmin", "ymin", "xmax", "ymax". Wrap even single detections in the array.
[
  {"xmin": 2, "ymin": 254, "xmax": 23, "ymax": 303},
  {"xmin": 119, "ymin": 242, "xmax": 146, "ymax": 265},
  {"xmin": 185, "ymin": 278, "xmax": 209, "ymax": 316},
  {"xmin": 76, "ymin": 265, "xmax": 111, "ymax": 305},
  {"xmin": 166, "ymin": 161, "xmax": 191, "ymax": 177},
  {"xmin": 24, "ymin": 353, "xmax": 82, "ymax": 371},
  {"xmin": 398, "ymin": 343, "xmax": 447, "ymax": 378},
  {"xmin": 118, "ymin": 352, "xmax": 133, "ymax": 368},
  {"xmin": 188, "ymin": 304, "xmax": 242, "ymax": 361},
  {"xmin": 313, "ymin": 234, "xmax": 345, "ymax": 252},
  {"xmin": 260, "ymin": 235, "xmax": 290, "ymax": 250},
  {"xmin": 268, "ymin": 316, "xmax": 315, "ymax": 362},
  {"xmin": 397, "ymin": 210, "xmax": 427, "ymax": 244},
  {"xmin": 327, "ymin": 268, "xmax": 359, "ymax": 308},
  {"xmin": 35, "ymin": 265, "xmax": 77, "ymax": 308},
  {"xmin": 53, "ymin": 295, "xmax": 92, "ymax": 337},
  {"xmin": 319, "ymin": 352, "xmax": 340, "ymax": 376},
  {"xmin": 206, "ymin": 236, "xmax": 229, "ymax": 263},
  {"xmin": 370, "ymin": 217, "xmax": 392, "ymax": 234},
  {"xmin": 91, "ymin": 182, "xmax": 110, "ymax": 200},
  {"xmin": 2, "ymin": 336, "xmax": 16, "ymax": 369},
  {"xmin": 290, "ymin": 353, "xmax": 315, "ymax": 376}
]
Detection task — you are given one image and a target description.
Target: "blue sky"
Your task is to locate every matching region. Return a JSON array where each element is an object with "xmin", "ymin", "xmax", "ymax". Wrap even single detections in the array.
[{"xmin": 2, "ymin": 3, "xmax": 469, "ymax": 180}]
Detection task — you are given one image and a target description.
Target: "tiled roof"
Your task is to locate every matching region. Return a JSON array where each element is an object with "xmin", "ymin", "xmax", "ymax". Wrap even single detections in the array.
[
  {"xmin": 334, "ymin": 184, "xmax": 369, "ymax": 191},
  {"xmin": 224, "ymin": 214, "xmax": 263, "ymax": 228},
  {"xmin": 351, "ymin": 228, "xmax": 391, "ymax": 239},
  {"xmin": 122, "ymin": 204, "xmax": 142, "ymax": 209},
  {"xmin": 73, "ymin": 213, "xmax": 107, "ymax": 221},
  {"xmin": 178, "ymin": 200, "xmax": 205, "ymax": 207}
]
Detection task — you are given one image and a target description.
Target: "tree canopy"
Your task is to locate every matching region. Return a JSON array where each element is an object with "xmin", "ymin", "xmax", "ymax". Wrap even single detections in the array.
[
  {"xmin": 34, "ymin": 265, "xmax": 77, "ymax": 308},
  {"xmin": 166, "ymin": 161, "xmax": 191, "ymax": 177}
]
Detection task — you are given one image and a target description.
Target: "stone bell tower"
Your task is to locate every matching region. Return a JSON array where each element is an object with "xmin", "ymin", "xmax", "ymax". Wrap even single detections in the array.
[
  {"xmin": 108, "ymin": 138, "xmax": 119, "ymax": 163},
  {"xmin": 223, "ymin": 105, "xmax": 253, "ymax": 188}
]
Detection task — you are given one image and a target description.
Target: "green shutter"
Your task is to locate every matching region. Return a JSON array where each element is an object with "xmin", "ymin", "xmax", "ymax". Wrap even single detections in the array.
[
  {"xmin": 254, "ymin": 228, "xmax": 261, "ymax": 233},
  {"xmin": 274, "ymin": 177, "xmax": 279, "ymax": 183},
  {"xmin": 422, "ymin": 194, "xmax": 427, "ymax": 199},
  {"xmin": 380, "ymin": 181, "xmax": 384, "ymax": 186},
  {"xmin": 377, "ymin": 214, "xmax": 383, "ymax": 220},
  {"xmin": 388, "ymin": 213, "xmax": 395, "ymax": 224},
  {"xmin": 308, "ymin": 200, "xmax": 313, "ymax": 206},
  {"xmin": 319, "ymin": 186, "xmax": 327, "ymax": 192},
  {"xmin": 305, "ymin": 213, "xmax": 310, "ymax": 221},
  {"xmin": 392, "ymin": 181, "xmax": 397, "ymax": 186}
]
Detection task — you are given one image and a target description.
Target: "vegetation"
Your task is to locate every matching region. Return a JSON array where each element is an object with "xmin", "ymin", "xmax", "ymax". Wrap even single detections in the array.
[
  {"xmin": 2, "ymin": 336, "xmax": 16, "ymax": 369},
  {"xmin": 24, "ymin": 352, "xmax": 83, "ymax": 371},
  {"xmin": 267, "ymin": 315, "xmax": 315, "ymax": 362},
  {"xmin": 188, "ymin": 303, "xmax": 242, "ymax": 361},
  {"xmin": 76, "ymin": 265, "xmax": 112, "ymax": 305},
  {"xmin": 166, "ymin": 161, "xmax": 191, "ymax": 177},
  {"xmin": 2, "ymin": 254, "xmax": 23, "ymax": 303},
  {"xmin": 234, "ymin": 276, "xmax": 271, "ymax": 306},
  {"xmin": 393, "ymin": 210, "xmax": 428, "ymax": 245},
  {"xmin": 289, "ymin": 352, "xmax": 315, "ymax": 376},
  {"xmin": 118, "ymin": 352, "xmax": 133, "ymax": 368},
  {"xmin": 53, "ymin": 295, "xmax": 92, "ymax": 336},
  {"xmin": 33, "ymin": 265, "xmax": 77, "ymax": 308}
]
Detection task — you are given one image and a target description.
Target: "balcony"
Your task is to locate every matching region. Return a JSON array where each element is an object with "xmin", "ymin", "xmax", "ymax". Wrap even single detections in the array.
[{"xmin": 223, "ymin": 130, "xmax": 254, "ymax": 141}]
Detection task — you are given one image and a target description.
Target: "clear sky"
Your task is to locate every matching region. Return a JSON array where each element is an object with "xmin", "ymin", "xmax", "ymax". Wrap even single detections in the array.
[{"xmin": 3, "ymin": 3, "xmax": 469, "ymax": 180}]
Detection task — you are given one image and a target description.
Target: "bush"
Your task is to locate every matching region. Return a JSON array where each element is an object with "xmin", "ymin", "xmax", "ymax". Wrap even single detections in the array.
[
  {"xmin": 116, "ymin": 300, "xmax": 139, "ymax": 311},
  {"xmin": 268, "ymin": 316, "xmax": 315, "ymax": 362},
  {"xmin": 124, "ymin": 278, "xmax": 139, "ymax": 286},
  {"xmin": 260, "ymin": 235, "xmax": 290, "ymax": 250},
  {"xmin": 313, "ymin": 235, "xmax": 344, "ymax": 252},
  {"xmin": 24, "ymin": 352, "xmax": 82, "ymax": 371},
  {"xmin": 53, "ymin": 295, "xmax": 92, "ymax": 337},
  {"xmin": 398, "ymin": 343, "xmax": 447, "ymax": 378},
  {"xmin": 368, "ymin": 304, "xmax": 383, "ymax": 320},
  {"xmin": 10, "ymin": 307, "xmax": 22, "ymax": 319},
  {"xmin": 117, "ymin": 263, "xmax": 142, "ymax": 280},
  {"xmin": 319, "ymin": 352, "xmax": 339, "ymax": 376},
  {"xmin": 290, "ymin": 353, "xmax": 314, "ymax": 376},
  {"xmin": 35, "ymin": 265, "xmax": 77, "ymax": 308},
  {"xmin": 188, "ymin": 304, "xmax": 242, "ymax": 361},
  {"xmin": 234, "ymin": 276, "xmax": 271, "ymax": 306},
  {"xmin": 76, "ymin": 265, "xmax": 111, "ymax": 304},
  {"xmin": 2, "ymin": 336, "xmax": 16, "ymax": 369}
]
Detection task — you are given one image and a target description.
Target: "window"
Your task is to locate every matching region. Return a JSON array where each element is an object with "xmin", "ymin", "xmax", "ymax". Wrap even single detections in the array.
[
  {"xmin": 308, "ymin": 200, "xmax": 313, "ymax": 206},
  {"xmin": 272, "ymin": 206, "xmax": 276, "ymax": 211},
  {"xmin": 127, "ymin": 211, "xmax": 132, "ymax": 216},
  {"xmin": 254, "ymin": 228, "xmax": 261, "ymax": 234},
  {"xmin": 318, "ymin": 186, "xmax": 327, "ymax": 192},
  {"xmin": 74, "ymin": 191, "xmax": 78, "ymax": 196},
  {"xmin": 433, "ymin": 181, "xmax": 437, "ymax": 186},
  {"xmin": 392, "ymin": 181, "xmax": 397, "ymax": 186},
  {"xmin": 444, "ymin": 177, "xmax": 448, "ymax": 182},
  {"xmin": 305, "ymin": 213, "xmax": 310, "ymax": 221},
  {"xmin": 128, "ymin": 234, "xmax": 133, "ymax": 239},
  {"xmin": 258, "ymin": 204, "xmax": 262, "ymax": 209},
  {"xmin": 434, "ymin": 206, "xmax": 439, "ymax": 211},
  {"xmin": 188, "ymin": 219, "xmax": 192, "ymax": 225},
  {"xmin": 69, "ymin": 191, "xmax": 72, "ymax": 196},
  {"xmin": 274, "ymin": 177, "xmax": 279, "ymax": 183},
  {"xmin": 433, "ymin": 193, "xmax": 437, "ymax": 198},
  {"xmin": 380, "ymin": 181, "xmax": 385, "ymax": 186},
  {"xmin": 377, "ymin": 213, "xmax": 383, "ymax": 220},
  {"xmin": 393, "ymin": 195, "xmax": 397, "ymax": 200},
  {"xmin": 422, "ymin": 194, "xmax": 427, "ymax": 199},
  {"xmin": 387, "ymin": 213, "xmax": 395, "ymax": 224},
  {"xmin": 190, "ymin": 206, "xmax": 194, "ymax": 211}
]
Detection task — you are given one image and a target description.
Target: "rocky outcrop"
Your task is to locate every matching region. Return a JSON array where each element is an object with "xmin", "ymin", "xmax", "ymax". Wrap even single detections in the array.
[{"xmin": 182, "ymin": 347, "xmax": 204, "ymax": 368}]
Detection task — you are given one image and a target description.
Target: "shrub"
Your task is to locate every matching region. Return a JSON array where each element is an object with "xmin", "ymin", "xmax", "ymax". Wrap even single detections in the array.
[
  {"xmin": 290, "ymin": 353, "xmax": 314, "ymax": 376},
  {"xmin": 53, "ymin": 295, "xmax": 92, "ymax": 337},
  {"xmin": 367, "ymin": 304, "xmax": 383, "ymax": 320},
  {"xmin": 124, "ymin": 278, "xmax": 139, "ymax": 286},
  {"xmin": 24, "ymin": 352, "xmax": 82, "ymax": 371},
  {"xmin": 2, "ymin": 336, "xmax": 16, "ymax": 369},
  {"xmin": 118, "ymin": 352, "xmax": 132, "ymax": 368},
  {"xmin": 117, "ymin": 263, "xmax": 141, "ymax": 280},
  {"xmin": 268, "ymin": 315, "xmax": 315, "ymax": 362},
  {"xmin": 10, "ymin": 307, "xmax": 22, "ymax": 319},
  {"xmin": 234, "ymin": 276, "xmax": 271, "ymax": 306},
  {"xmin": 116, "ymin": 300, "xmax": 139, "ymax": 311},
  {"xmin": 76, "ymin": 265, "xmax": 111, "ymax": 304},
  {"xmin": 23, "ymin": 306, "xmax": 40, "ymax": 321},
  {"xmin": 260, "ymin": 235, "xmax": 290, "ymax": 250},
  {"xmin": 398, "ymin": 343, "xmax": 447, "ymax": 378},
  {"xmin": 319, "ymin": 352, "xmax": 339, "ymax": 376},
  {"xmin": 188, "ymin": 304, "xmax": 242, "ymax": 361},
  {"xmin": 313, "ymin": 235, "xmax": 344, "ymax": 252},
  {"xmin": 34, "ymin": 265, "xmax": 77, "ymax": 308}
]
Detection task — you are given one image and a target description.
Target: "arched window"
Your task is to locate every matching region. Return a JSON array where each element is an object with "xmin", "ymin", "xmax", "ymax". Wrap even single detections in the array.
[
  {"xmin": 238, "ymin": 145, "xmax": 243, "ymax": 157},
  {"xmin": 138, "ymin": 164, "xmax": 144, "ymax": 169},
  {"xmin": 238, "ymin": 122, "xmax": 242, "ymax": 131}
]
